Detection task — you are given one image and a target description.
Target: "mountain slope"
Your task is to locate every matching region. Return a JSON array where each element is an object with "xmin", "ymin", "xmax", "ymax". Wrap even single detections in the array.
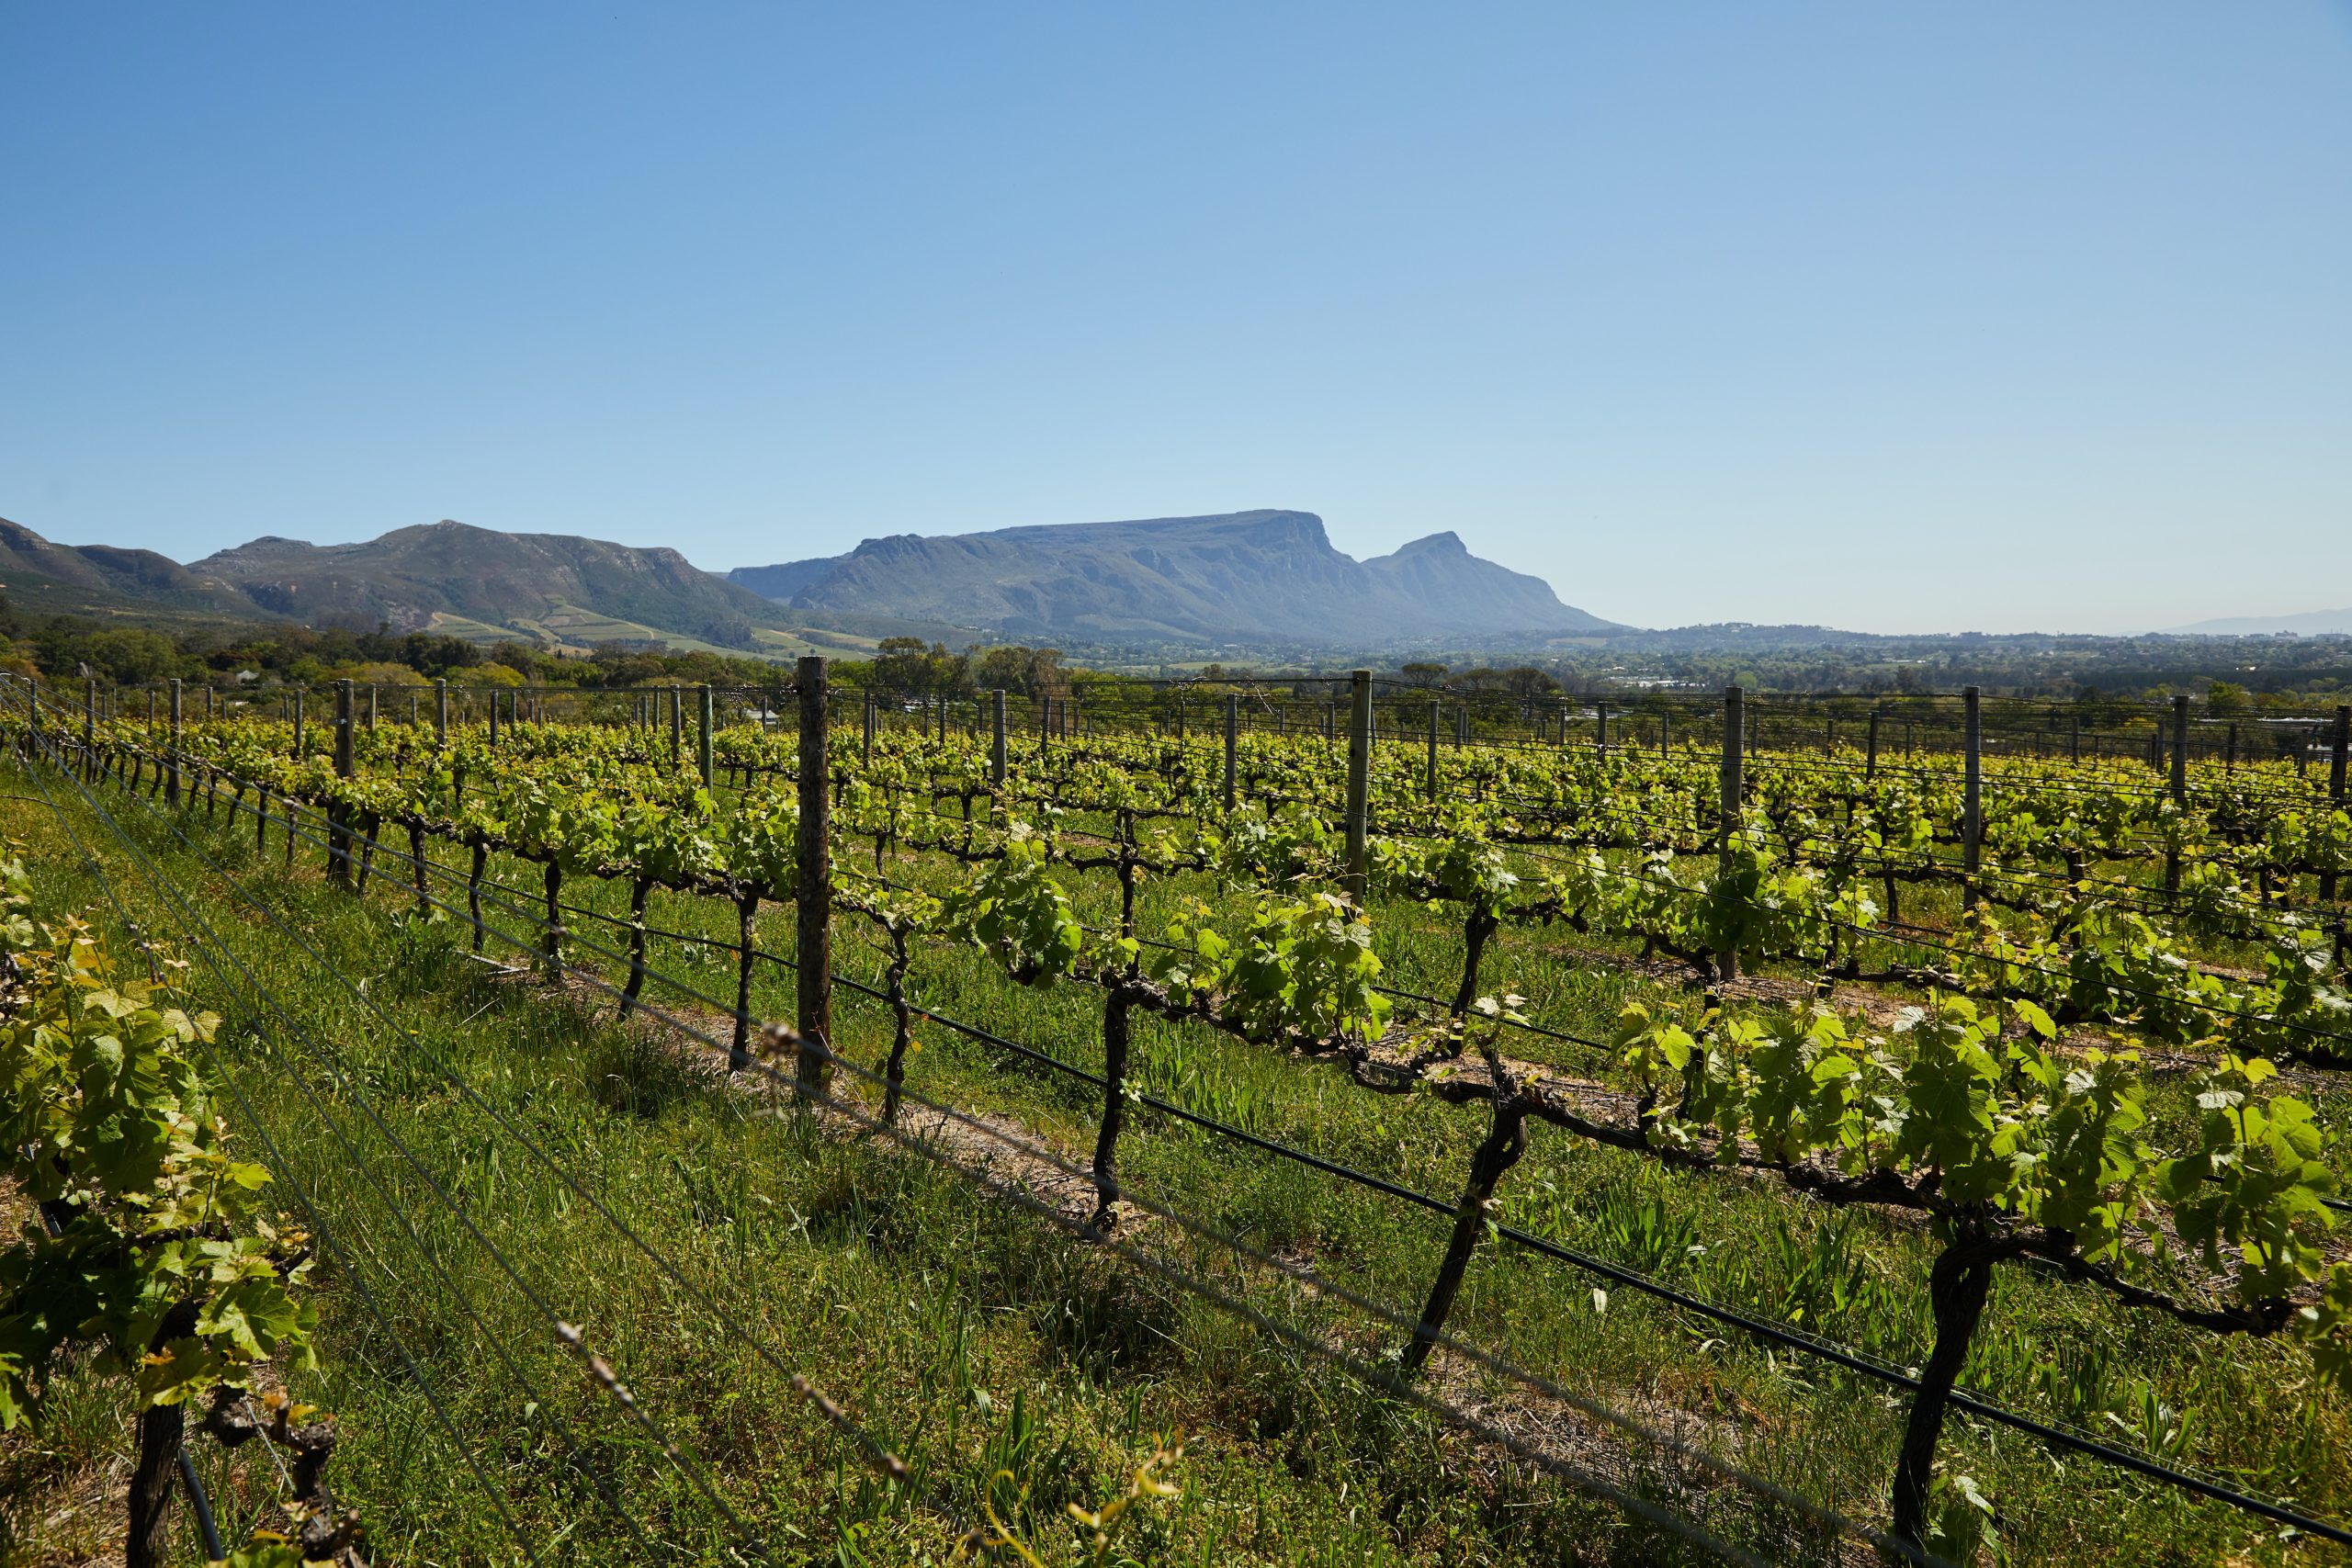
[
  {"xmin": 1360, "ymin": 530, "xmax": 1596, "ymax": 636},
  {"xmin": 0, "ymin": 517, "xmax": 264, "ymax": 619},
  {"xmin": 190, "ymin": 521, "xmax": 792, "ymax": 649},
  {"xmin": 729, "ymin": 510, "xmax": 1614, "ymax": 647}
]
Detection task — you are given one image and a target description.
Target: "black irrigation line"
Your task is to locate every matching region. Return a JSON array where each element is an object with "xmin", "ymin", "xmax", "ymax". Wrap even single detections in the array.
[
  {"xmin": 10, "ymin": 743, "xmax": 553, "ymax": 1568},
  {"xmin": 187, "ymin": 719, "xmax": 2352, "ymax": 1181},
  {"xmin": 1072, "ymin": 919, "xmax": 2352, "ymax": 1416},
  {"xmin": 458, "ymin": 925, "xmax": 1904, "ymax": 1564},
  {"xmin": 1547, "ymin": 806, "xmax": 2352, "ymax": 937},
  {"xmin": 1355, "ymin": 801, "xmax": 2352, "ymax": 948},
  {"xmin": 30, "ymin": 729, "xmax": 789, "ymax": 1545},
  {"xmin": 175, "ymin": 768, "xmax": 1859, "ymax": 1566},
  {"xmin": 1495, "ymin": 836, "xmax": 2352, "ymax": 1055},
  {"xmin": 62, "ymin": 789, "xmax": 780, "ymax": 1561},
  {"xmin": 17, "ymin": 735, "xmax": 688, "ymax": 1563},
  {"xmin": 1731, "ymin": 750, "xmax": 2343, "ymax": 813},
  {"xmin": 97, "ymin": 737, "xmax": 1954, "ymax": 1566},
  {"xmin": 58, "ymin": 757, "xmax": 785, "ymax": 1557},
  {"xmin": 252, "ymin": 720, "xmax": 2342, "ymax": 914},
  {"xmin": 440, "ymin": 829, "xmax": 2352, "ymax": 1552},
  {"xmin": 832, "ymin": 854, "xmax": 1611, "ymax": 1054},
  {"xmin": 806, "ymin": 1089, "xmax": 1819, "ymax": 1568},
  {"xmin": 1448, "ymin": 747, "xmax": 2333, "ymax": 846},
  {"xmin": 90, "ymin": 723, "xmax": 2352, "ymax": 1064},
  {"xmin": 55, "ymin": 721, "xmax": 2352, "ymax": 1550},
  {"xmin": 1709, "ymin": 736, "xmax": 2327, "ymax": 788},
  {"xmin": 1942, "ymin": 862, "xmax": 2349, "ymax": 934},
  {"xmin": 11, "ymin": 727, "xmax": 975, "ymax": 1553}
]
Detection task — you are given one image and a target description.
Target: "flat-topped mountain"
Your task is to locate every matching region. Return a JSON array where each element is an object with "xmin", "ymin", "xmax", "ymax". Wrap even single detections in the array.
[{"xmin": 729, "ymin": 509, "xmax": 1614, "ymax": 646}]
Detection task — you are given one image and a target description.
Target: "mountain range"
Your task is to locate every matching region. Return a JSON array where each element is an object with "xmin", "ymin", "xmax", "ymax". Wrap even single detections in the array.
[
  {"xmin": 728, "ymin": 509, "xmax": 1614, "ymax": 645},
  {"xmin": 0, "ymin": 508, "xmax": 1614, "ymax": 655},
  {"xmin": 187, "ymin": 523, "xmax": 795, "ymax": 651},
  {"xmin": 0, "ymin": 515, "xmax": 834, "ymax": 655}
]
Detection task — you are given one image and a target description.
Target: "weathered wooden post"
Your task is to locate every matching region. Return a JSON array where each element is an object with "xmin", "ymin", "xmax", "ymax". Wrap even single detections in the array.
[
  {"xmin": 2165, "ymin": 693, "xmax": 2189, "ymax": 895},
  {"xmin": 698, "ymin": 684, "xmax": 715, "ymax": 787},
  {"xmin": 1596, "ymin": 699, "xmax": 1610, "ymax": 760},
  {"xmin": 796, "ymin": 657, "xmax": 832, "ymax": 1099},
  {"xmin": 1962, "ymin": 687, "xmax": 1982, "ymax": 911},
  {"xmin": 166, "ymin": 679, "xmax": 182, "ymax": 807},
  {"xmin": 1717, "ymin": 685, "xmax": 1743, "ymax": 982},
  {"xmin": 1426, "ymin": 698, "xmax": 1440, "ymax": 801},
  {"xmin": 670, "ymin": 684, "xmax": 684, "ymax": 771},
  {"xmin": 991, "ymin": 689, "xmax": 1008, "ymax": 786},
  {"xmin": 2321, "ymin": 706, "xmax": 2348, "ymax": 902},
  {"xmin": 1344, "ymin": 670, "xmax": 1372, "ymax": 904},
  {"xmin": 331, "ymin": 680, "xmax": 356, "ymax": 888},
  {"xmin": 1224, "ymin": 692, "xmax": 1238, "ymax": 812}
]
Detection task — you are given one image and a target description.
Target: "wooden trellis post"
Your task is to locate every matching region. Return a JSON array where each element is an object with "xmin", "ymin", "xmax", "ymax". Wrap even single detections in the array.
[{"xmin": 795, "ymin": 657, "xmax": 833, "ymax": 1099}]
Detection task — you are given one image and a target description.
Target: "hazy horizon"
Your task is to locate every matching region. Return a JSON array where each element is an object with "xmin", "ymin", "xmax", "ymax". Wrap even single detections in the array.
[{"xmin": 6, "ymin": 4, "xmax": 2347, "ymax": 637}]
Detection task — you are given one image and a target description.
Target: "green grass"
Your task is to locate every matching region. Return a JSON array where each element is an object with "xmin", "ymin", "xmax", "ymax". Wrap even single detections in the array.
[
  {"xmin": 2, "ymin": 754, "xmax": 2347, "ymax": 1567},
  {"xmin": 0, "ymin": 773, "xmax": 1754, "ymax": 1567}
]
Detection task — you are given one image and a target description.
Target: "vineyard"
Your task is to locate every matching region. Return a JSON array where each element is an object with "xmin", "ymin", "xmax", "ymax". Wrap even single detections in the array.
[{"xmin": 3, "ymin": 667, "xmax": 2350, "ymax": 1566}]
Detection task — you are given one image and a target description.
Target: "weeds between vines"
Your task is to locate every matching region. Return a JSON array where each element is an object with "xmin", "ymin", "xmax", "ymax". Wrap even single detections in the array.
[
  {"xmin": 1, "ymin": 784, "xmax": 1744, "ymax": 1567},
  {"xmin": 11, "ymin": 702, "xmax": 2352, "ymax": 1565}
]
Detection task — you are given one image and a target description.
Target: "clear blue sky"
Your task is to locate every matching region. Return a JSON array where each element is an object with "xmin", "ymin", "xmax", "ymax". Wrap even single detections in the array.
[{"xmin": 5, "ymin": 4, "xmax": 2346, "ymax": 636}]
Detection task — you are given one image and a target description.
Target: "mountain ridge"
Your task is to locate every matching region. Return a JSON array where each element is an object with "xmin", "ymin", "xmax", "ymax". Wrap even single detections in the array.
[
  {"xmin": 185, "ymin": 520, "xmax": 793, "ymax": 650},
  {"xmin": 0, "ymin": 509, "xmax": 1618, "ymax": 656},
  {"xmin": 729, "ymin": 509, "xmax": 1615, "ymax": 647}
]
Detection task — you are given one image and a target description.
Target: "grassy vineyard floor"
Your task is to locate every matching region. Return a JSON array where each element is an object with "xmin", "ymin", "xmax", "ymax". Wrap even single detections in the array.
[
  {"xmin": 1, "ymin": 757, "xmax": 2347, "ymax": 1567},
  {"xmin": 0, "ymin": 772, "xmax": 1750, "ymax": 1568}
]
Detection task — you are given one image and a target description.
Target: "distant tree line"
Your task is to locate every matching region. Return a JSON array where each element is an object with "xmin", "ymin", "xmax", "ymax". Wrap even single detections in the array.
[{"xmin": 1, "ymin": 592, "xmax": 2346, "ymax": 713}]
